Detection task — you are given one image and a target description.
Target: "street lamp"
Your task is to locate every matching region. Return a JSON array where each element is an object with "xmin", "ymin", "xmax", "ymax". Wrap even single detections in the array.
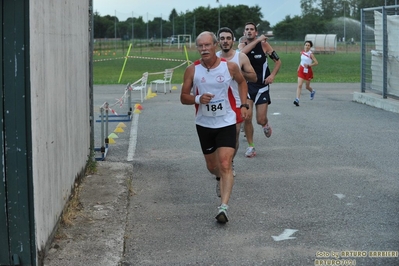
[
  {"xmin": 343, "ymin": 1, "xmax": 346, "ymax": 43},
  {"xmin": 217, "ymin": 0, "xmax": 220, "ymax": 30}
]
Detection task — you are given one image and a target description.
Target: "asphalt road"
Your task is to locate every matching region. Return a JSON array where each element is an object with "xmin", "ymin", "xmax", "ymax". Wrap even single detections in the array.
[{"xmin": 94, "ymin": 83, "xmax": 399, "ymax": 266}]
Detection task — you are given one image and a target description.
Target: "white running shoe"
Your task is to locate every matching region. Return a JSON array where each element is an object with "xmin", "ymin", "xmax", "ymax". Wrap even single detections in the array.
[
  {"xmin": 215, "ymin": 204, "xmax": 229, "ymax": 223},
  {"xmin": 245, "ymin": 147, "xmax": 256, "ymax": 158}
]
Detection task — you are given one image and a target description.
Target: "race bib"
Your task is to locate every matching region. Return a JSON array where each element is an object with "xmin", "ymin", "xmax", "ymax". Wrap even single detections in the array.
[
  {"xmin": 303, "ymin": 67, "xmax": 309, "ymax": 74},
  {"xmin": 202, "ymin": 98, "xmax": 226, "ymax": 117}
]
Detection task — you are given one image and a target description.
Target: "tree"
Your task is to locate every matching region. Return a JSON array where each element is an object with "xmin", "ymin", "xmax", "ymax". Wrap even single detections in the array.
[
  {"xmin": 169, "ymin": 9, "xmax": 178, "ymax": 22},
  {"xmin": 273, "ymin": 12, "xmax": 328, "ymax": 41},
  {"xmin": 320, "ymin": 0, "xmax": 337, "ymax": 20},
  {"xmin": 355, "ymin": 0, "xmax": 397, "ymax": 20},
  {"xmin": 93, "ymin": 4, "xmax": 278, "ymax": 40},
  {"xmin": 300, "ymin": 0, "xmax": 320, "ymax": 16},
  {"xmin": 274, "ymin": 15, "xmax": 304, "ymax": 40},
  {"xmin": 223, "ymin": 4, "xmax": 264, "ymax": 36},
  {"xmin": 93, "ymin": 14, "xmax": 116, "ymax": 38}
]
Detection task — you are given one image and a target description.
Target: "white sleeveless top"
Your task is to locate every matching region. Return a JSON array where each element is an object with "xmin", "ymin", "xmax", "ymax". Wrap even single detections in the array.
[
  {"xmin": 192, "ymin": 58, "xmax": 236, "ymax": 128},
  {"xmin": 216, "ymin": 50, "xmax": 241, "ymax": 107},
  {"xmin": 300, "ymin": 50, "xmax": 313, "ymax": 67}
]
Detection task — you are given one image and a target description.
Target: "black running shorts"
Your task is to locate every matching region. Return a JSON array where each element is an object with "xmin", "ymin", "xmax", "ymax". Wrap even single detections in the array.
[{"xmin": 196, "ymin": 124, "xmax": 236, "ymax": 154}]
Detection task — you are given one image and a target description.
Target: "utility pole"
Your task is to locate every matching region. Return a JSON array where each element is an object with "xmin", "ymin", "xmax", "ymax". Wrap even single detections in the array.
[
  {"xmin": 217, "ymin": 0, "xmax": 221, "ymax": 30},
  {"xmin": 344, "ymin": 3, "xmax": 346, "ymax": 42}
]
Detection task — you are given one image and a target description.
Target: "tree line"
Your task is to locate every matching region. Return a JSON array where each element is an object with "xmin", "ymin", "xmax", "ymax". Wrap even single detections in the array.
[{"xmin": 93, "ymin": 0, "xmax": 396, "ymax": 41}]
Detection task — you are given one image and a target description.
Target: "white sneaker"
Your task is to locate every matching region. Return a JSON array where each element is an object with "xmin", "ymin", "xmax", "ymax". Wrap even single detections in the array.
[
  {"xmin": 215, "ymin": 204, "xmax": 229, "ymax": 223},
  {"xmin": 245, "ymin": 147, "xmax": 256, "ymax": 158}
]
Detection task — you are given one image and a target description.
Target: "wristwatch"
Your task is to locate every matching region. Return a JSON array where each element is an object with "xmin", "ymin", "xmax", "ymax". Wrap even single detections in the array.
[{"xmin": 240, "ymin": 104, "xmax": 249, "ymax": 110}]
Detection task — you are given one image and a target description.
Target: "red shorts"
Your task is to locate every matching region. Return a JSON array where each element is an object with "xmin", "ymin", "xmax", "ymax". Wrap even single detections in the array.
[
  {"xmin": 234, "ymin": 106, "xmax": 244, "ymax": 124},
  {"xmin": 298, "ymin": 65, "xmax": 313, "ymax": 81}
]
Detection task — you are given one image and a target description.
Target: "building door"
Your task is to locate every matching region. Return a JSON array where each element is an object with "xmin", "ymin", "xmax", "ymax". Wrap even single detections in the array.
[{"xmin": 0, "ymin": 1, "xmax": 35, "ymax": 265}]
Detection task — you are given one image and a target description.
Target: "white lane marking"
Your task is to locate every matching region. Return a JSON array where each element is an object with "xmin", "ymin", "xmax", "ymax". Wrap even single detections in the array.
[
  {"xmin": 127, "ymin": 114, "xmax": 139, "ymax": 161},
  {"xmin": 272, "ymin": 229, "xmax": 298, "ymax": 241},
  {"xmin": 334, "ymin": 194, "xmax": 346, "ymax": 200}
]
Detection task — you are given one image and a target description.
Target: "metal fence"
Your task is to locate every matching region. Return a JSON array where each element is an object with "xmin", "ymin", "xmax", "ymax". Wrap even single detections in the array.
[{"xmin": 361, "ymin": 5, "xmax": 399, "ymax": 99}]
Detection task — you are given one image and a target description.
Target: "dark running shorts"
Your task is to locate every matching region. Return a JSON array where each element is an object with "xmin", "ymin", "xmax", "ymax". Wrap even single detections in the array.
[
  {"xmin": 196, "ymin": 124, "xmax": 236, "ymax": 154},
  {"xmin": 247, "ymin": 84, "xmax": 271, "ymax": 105}
]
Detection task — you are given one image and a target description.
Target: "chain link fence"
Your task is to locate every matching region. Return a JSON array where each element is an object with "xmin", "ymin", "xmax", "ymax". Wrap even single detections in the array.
[{"xmin": 361, "ymin": 5, "xmax": 399, "ymax": 99}]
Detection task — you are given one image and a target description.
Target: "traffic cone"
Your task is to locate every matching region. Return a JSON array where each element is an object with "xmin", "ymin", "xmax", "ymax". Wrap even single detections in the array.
[
  {"xmin": 117, "ymin": 122, "xmax": 127, "ymax": 128},
  {"xmin": 145, "ymin": 87, "xmax": 154, "ymax": 99},
  {"xmin": 114, "ymin": 127, "xmax": 124, "ymax": 133},
  {"xmin": 108, "ymin": 133, "xmax": 118, "ymax": 139}
]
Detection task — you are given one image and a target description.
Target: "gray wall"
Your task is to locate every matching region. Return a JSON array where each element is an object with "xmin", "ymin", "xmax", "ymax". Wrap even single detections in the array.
[{"xmin": 29, "ymin": 1, "xmax": 91, "ymax": 253}]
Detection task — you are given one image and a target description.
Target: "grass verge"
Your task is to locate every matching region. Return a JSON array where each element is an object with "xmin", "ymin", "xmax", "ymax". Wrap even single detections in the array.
[{"xmin": 94, "ymin": 48, "xmax": 361, "ymax": 85}]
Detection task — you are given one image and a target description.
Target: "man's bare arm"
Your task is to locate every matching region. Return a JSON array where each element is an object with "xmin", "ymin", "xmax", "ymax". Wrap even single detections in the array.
[
  {"xmin": 238, "ymin": 53, "xmax": 257, "ymax": 83},
  {"xmin": 239, "ymin": 35, "xmax": 268, "ymax": 54},
  {"xmin": 263, "ymin": 42, "xmax": 282, "ymax": 84},
  {"xmin": 180, "ymin": 64, "xmax": 196, "ymax": 105},
  {"xmin": 228, "ymin": 62, "xmax": 248, "ymax": 105}
]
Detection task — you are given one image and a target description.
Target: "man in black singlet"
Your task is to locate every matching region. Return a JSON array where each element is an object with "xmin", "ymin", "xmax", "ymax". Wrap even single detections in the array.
[{"xmin": 238, "ymin": 22, "xmax": 282, "ymax": 158}]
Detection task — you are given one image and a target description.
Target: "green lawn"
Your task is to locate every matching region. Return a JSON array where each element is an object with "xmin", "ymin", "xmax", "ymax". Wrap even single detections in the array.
[
  {"xmin": 93, "ymin": 48, "xmax": 361, "ymax": 85},
  {"xmin": 277, "ymin": 52, "xmax": 361, "ymax": 83}
]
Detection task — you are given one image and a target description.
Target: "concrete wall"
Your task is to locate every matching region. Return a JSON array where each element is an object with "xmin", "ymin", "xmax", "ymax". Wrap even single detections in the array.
[{"xmin": 29, "ymin": 0, "xmax": 91, "ymax": 255}]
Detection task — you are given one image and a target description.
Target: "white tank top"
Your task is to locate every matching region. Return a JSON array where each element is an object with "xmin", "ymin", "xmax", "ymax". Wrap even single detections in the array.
[
  {"xmin": 193, "ymin": 58, "xmax": 236, "ymax": 128},
  {"xmin": 300, "ymin": 50, "xmax": 313, "ymax": 67},
  {"xmin": 216, "ymin": 50, "xmax": 241, "ymax": 107}
]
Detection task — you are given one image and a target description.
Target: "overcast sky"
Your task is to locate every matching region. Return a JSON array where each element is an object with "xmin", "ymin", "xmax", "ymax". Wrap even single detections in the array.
[{"xmin": 93, "ymin": 0, "xmax": 302, "ymax": 27}]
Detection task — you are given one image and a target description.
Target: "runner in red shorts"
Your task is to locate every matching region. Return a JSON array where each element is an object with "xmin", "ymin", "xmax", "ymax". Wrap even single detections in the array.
[{"xmin": 294, "ymin": 40, "xmax": 319, "ymax": 106}]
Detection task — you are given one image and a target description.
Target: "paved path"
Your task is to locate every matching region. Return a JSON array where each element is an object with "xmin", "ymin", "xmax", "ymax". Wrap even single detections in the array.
[
  {"xmin": 45, "ymin": 83, "xmax": 399, "ymax": 266},
  {"xmin": 120, "ymin": 83, "xmax": 399, "ymax": 266}
]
